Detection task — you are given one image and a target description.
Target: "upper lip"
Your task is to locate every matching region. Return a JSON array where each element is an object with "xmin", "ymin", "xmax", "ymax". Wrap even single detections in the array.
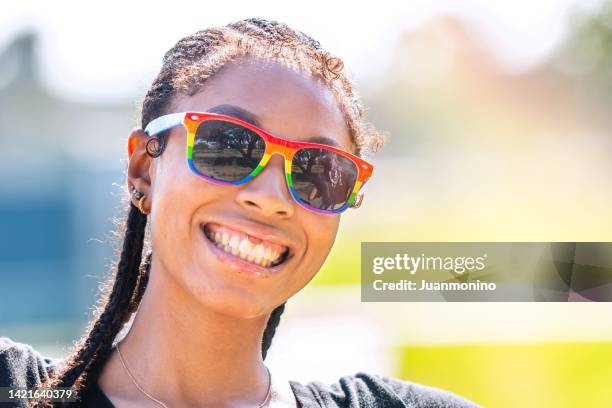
[{"xmin": 201, "ymin": 218, "xmax": 294, "ymax": 254}]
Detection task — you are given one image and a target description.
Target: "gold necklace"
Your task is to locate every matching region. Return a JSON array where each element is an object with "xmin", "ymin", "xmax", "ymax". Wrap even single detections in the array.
[{"xmin": 115, "ymin": 342, "xmax": 272, "ymax": 408}]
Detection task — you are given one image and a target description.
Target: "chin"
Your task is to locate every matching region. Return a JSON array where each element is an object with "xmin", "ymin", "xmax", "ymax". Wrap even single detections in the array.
[{"xmin": 181, "ymin": 266, "xmax": 281, "ymax": 319}]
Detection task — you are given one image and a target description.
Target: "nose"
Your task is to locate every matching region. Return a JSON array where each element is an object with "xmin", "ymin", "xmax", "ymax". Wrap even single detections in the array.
[{"xmin": 235, "ymin": 154, "xmax": 295, "ymax": 219}]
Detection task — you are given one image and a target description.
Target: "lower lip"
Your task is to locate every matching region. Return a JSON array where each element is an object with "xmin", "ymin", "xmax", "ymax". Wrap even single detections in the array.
[{"xmin": 200, "ymin": 226, "xmax": 287, "ymax": 278}]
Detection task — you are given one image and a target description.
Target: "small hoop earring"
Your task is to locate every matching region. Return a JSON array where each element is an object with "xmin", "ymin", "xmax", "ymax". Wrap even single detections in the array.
[
  {"xmin": 146, "ymin": 137, "xmax": 163, "ymax": 158},
  {"xmin": 137, "ymin": 195, "xmax": 150, "ymax": 215}
]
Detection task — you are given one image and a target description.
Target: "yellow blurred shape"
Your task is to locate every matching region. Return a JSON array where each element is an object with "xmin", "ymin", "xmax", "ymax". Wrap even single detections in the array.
[{"xmin": 397, "ymin": 342, "xmax": 612, "ymax": 408}]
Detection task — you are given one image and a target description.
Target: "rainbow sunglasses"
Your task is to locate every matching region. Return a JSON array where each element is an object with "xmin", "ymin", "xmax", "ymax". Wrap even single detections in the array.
[{"xmin": 135, "ymin": 111, "xmax": 374, "ymax": 214}]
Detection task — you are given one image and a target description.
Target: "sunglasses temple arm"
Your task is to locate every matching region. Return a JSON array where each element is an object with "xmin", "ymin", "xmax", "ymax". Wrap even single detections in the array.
[{"xmin": 144, "ymin": 112, "xmax": 187, "ymax": 136}]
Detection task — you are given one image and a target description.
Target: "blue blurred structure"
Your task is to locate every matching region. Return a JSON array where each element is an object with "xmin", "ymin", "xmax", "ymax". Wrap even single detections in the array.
[{"xmin": 0, "ymin": 32, "xmax": 136, "ymax": 342}]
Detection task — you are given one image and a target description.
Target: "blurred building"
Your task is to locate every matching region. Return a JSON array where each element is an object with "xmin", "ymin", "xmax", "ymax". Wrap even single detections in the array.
[{"xmin": 0, "ymin": 32, "xmax": 134, "ymax": 339}]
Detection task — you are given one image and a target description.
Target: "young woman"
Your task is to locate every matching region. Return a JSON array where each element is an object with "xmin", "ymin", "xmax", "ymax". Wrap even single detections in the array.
[{"xmin": 0, "ymin": 18, "xmax": 478, "ymax": 408}]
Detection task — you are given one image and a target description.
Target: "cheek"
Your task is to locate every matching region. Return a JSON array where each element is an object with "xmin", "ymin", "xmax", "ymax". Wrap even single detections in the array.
[
  {"xmin": 151, "ymin": 155, "xmax": 194, "ymax": 231},
  {"xmin": 150, "ymin": 139, "xmax": 224, "ymax": 228},
  {"xmin": 312, "ymin": 216, "xmax": 340, "ymax": 250},
  {"xmin": 297, "ymin": 212, "xmax": 341, "ymax": 283},
  {"xmin": 147, "ymin": 153, "xmax": 223, "ymax": 275}
]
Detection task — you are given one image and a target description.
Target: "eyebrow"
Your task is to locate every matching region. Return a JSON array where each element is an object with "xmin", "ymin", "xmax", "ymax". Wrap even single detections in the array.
[
  {"xmin": 207, "ymin": 104, "xmax": 262, "ymax": 127},
  {"xmin": 304, "ymin": 136, "xmax": 341, "ymax": 148},
  {"xmin": 206, "ymin": 104, "xmax": 341, "ymax": 148}
]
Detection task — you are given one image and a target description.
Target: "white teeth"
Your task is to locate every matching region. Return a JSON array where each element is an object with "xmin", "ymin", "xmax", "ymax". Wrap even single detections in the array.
[
  {"xmin": 207, "ymin": 227, "xmax": 287, "ymax": 268},
  {"xmin": 264, "ymin": 246, "xmax": 273, "ymax": 261},
  {"xmin": 253, "ymin": 244, "xmax": 265, "ymax": 259},
  {"xmin": 239, "ymin": 239, "xmax": 252, "ymax": 254}
]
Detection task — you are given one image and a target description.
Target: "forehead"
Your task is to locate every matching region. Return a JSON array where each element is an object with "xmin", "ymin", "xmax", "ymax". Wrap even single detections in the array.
[{"xmin": 171, "ymin": 57, "xmax": 354, "ymax": 152}]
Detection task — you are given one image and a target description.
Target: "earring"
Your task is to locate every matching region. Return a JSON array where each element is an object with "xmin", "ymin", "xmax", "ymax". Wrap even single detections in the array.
[
  {"xmin": 137, "ymin": 195, "xmax": 149, "ymax": 215},
  {"xmin": 146, "ymin": 137, "xmax": 164, "ymax": 158},
  {"xmin": 130, "ymin": 186, "xmax": 149, "ymax": 215}
]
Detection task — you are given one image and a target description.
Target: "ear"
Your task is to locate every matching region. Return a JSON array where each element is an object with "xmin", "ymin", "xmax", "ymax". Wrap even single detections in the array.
[{"xmin": 127, "ymin": 128, "xmax": 153, "ymax": 207}]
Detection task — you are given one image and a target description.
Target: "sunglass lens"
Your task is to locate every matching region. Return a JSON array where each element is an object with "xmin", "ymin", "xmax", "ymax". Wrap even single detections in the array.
[
  {"xmin": 192, "ymin": 120, "xmax": 265, "ymax": 182},
  {"xmin": 291, "ymin": 148, "xmax": 358, "ymax": 211}
]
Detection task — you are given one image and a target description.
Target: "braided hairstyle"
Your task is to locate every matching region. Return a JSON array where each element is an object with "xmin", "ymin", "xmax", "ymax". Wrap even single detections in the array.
[{"xmin": 32, "ymin": 17, "xmax": 384, "ymax": 407}]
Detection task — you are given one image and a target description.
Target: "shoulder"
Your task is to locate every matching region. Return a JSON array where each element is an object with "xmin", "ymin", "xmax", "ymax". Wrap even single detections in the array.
[
  {"xmin": 289, "ymin": 372, "xmax": 480, "ymax": 408},
  {"xmin": 0, "ymin": 337, "xmax": 61, "ymax": 388}
]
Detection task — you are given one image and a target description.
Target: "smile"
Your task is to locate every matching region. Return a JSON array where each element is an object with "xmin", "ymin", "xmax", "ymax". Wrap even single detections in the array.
[{"xmin": 202, "ymin": 222, "xmax": 290, "ymax": 268}]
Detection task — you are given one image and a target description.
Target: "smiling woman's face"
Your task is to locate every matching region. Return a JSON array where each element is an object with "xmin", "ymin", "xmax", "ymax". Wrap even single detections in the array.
[{"xmin": 130, "ymin": 57, "xmax": 354, "ymax": 318}]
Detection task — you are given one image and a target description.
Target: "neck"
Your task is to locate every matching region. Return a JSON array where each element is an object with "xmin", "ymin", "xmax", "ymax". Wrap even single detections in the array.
[{"xmin": 101, "ymin": 261, "xmax": 272, "ymax": 407}]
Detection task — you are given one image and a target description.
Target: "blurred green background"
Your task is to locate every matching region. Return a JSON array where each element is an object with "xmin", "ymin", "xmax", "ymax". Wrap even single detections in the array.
[{"xmin": 1, "ymin": 1, "xmax": 612, "ymax": 407}]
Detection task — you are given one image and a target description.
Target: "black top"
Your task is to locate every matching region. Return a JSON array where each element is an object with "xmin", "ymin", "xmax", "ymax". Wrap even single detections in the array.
[{"xmin": 0, "ymin": 337, "xmax": 479, "ymax": 407}]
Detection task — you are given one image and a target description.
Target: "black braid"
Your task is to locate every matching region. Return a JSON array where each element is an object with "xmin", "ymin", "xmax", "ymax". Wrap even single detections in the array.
[
  {"xmin": 80, "ymin": 251, "xmax": 153, "ymax": 393},
  {"xmin": 128, "ymin": 251, "xmax": 152, "ymax": 314},
  {"xmin": 262, "ymin": 302, "xmax": 286, "ymax": 360},
  {"xmin": 61, "ymin": 204, "xmax": 146, "ymax": 385},
  {"xmin": 32, "ymin": 204, "xmax": 147, "ymax": 407}
]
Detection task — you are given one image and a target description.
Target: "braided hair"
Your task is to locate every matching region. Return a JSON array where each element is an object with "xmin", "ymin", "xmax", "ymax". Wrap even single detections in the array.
[{"xmin": 32, "ymin": 17, "xmax": 384, "ymax": 407}]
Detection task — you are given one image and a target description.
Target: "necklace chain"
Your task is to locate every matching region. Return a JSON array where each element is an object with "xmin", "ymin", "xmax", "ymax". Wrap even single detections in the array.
[{"xmin": 115, "ymin": 342, "xmax": 272, "ymax": 408}]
